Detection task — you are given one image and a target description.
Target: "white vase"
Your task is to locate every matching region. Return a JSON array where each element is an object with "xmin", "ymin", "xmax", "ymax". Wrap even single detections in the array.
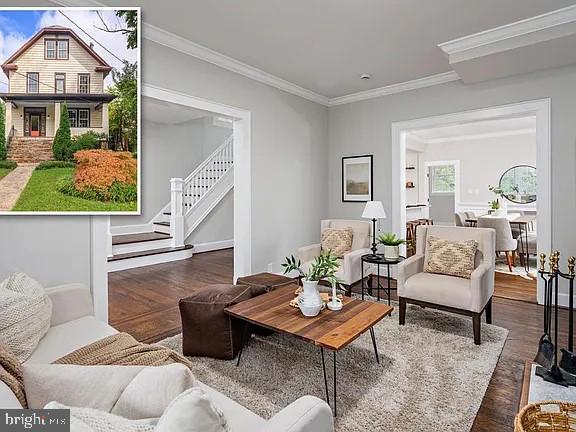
[
  {"xmin": 298, "ymin": 280, "xmax": 323, "ymax": 317},
  {"xmin": 383, "ymin": 245, "xmax": 400, "ymax": 260}
]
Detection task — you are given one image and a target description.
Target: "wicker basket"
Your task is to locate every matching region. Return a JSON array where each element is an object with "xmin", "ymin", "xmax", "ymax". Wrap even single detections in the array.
[{"xmin": 515, "ymin": 401, "xmax": 576, "ymax": 432}]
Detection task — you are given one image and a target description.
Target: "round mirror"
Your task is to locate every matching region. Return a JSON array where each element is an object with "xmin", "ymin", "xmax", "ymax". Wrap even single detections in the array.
[{"xmin": 499, "ymin": 165, "xmax": 537, "ymax": 204}]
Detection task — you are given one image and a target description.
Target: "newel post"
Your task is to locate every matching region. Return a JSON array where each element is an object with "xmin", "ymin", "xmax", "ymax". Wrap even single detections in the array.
[{"xmin": 170, "ymin": 178, "xmax": 185, "ymax": 248}]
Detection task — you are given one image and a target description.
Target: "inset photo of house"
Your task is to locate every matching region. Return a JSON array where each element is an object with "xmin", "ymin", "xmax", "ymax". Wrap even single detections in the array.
[{"xmin": 0, "ymin": 7, "xmax": 140, "ymax": 214}]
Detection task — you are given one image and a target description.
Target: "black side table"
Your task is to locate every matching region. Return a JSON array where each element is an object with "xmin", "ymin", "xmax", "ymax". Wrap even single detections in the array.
[{"xmin": 361, "ymin": 254, "xmax": 405, "ymax": 305}]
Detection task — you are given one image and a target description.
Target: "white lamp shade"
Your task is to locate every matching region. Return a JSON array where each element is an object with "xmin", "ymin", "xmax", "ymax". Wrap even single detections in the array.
[{"xmin": 362, "ymin": 201, "xmax": 387, "ymax": 219}]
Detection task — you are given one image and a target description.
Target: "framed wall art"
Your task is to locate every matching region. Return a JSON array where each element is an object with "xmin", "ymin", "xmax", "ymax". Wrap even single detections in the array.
[{"xmin": 342, "ymin": 155, "xmax": 373, "ymax": 202}]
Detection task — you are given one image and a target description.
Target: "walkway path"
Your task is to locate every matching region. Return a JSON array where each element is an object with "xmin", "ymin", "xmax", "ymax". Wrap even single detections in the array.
[{"xmin": 0, "ymin": 163, "xmax": 37, "ymax": 211}]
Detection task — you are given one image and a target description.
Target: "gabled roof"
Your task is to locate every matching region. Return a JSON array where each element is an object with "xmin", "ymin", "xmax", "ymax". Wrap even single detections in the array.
[{"xmin": 1, "ymin": 26, "xmax": 113, "ymax": 77}]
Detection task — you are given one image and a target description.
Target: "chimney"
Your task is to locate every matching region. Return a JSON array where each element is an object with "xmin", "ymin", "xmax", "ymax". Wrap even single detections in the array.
[{"xmin": 89, "ymin": 42, "xmax": 94, "ymax": 50}]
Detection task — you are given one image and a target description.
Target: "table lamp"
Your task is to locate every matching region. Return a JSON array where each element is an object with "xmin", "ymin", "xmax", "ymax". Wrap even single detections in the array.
[{"xmin": 362, "ymin": 201, "xmax": 387, "ymax": 257}]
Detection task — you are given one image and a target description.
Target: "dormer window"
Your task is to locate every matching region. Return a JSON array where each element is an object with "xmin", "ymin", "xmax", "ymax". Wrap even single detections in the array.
[{"xmin": 45, "ymin": 39, "xmax": 69, "ymax": 60}]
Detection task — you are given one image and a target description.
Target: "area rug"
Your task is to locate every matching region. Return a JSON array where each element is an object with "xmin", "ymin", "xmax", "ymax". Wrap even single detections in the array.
[{"xmin": 158, "ymin": 303, "xmax": 508, "ymax": 432}]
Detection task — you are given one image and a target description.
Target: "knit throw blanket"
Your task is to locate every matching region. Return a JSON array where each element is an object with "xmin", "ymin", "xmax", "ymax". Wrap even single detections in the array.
[{"xmin": 1, "ymin": 333, "xmax": 192, "ymax": 408}]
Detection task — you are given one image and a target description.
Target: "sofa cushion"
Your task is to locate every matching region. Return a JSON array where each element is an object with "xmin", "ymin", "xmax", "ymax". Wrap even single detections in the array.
[
  {"xmin": 197, "ymin": 382, "xmax": 265, "ymax": 431},
  {"xmin": 26, "ymin": 316, "xmax": 117, "ymax": 364},
  {"xmin": 403, "ymin": 272, "xmax": 474, "ymax": 311},
  {"xmin": 321, "ymin": 227, "xmax": 353, "ymax": 258},
  {"xmin": 46, "ymin": 387, "xmax": 229, "ymax": 432},
  {"xmin": 0, "ymin": 273, "xmax": 52, "ymax": 362},
  {"xmin": 424, "ymin": 235, "xmax": 478, "ymax": 279},
  {"xmin": 24, "ymin": 363, "xmax": 195, "ymax": 419}
]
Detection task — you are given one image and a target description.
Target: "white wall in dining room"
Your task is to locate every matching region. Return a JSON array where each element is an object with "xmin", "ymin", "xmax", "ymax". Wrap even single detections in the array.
[{"xmin": 420, "ymin": 132, "xmax": 537, "ymax": 208}]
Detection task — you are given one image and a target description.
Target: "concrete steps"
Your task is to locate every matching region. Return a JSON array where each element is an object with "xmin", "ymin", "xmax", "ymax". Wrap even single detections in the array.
[{"xmin": 8, "ymin": 137, "xmax": 54, "ymax": 163}]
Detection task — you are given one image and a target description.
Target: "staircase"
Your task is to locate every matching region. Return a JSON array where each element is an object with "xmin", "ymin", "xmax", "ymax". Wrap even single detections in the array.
[
  {"xmin": 108, "ymin": 136, "xmax": 234, "ymax": 272},
  {"xmin": 8, "ymin": 137, "xmax": 54, "ymax": 163}
]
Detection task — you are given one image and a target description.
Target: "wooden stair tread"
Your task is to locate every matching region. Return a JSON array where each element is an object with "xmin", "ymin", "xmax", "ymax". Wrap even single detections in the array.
[
  {"xmin": 112, "ymin": 231, "xmax": 172, "ymax": 245},
  {"xmin": 154, "ymin": 221, "xmax": 170, "ymax": 226},
  {"xmin": 108, "ymin": 244, "xmax": 193, "ymax": 262}
]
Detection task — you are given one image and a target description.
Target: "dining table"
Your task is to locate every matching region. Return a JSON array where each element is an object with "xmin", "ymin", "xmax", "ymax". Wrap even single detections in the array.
[{"xmin": 465, "ymin": 213, "xmax": 537, "ymax": 272}]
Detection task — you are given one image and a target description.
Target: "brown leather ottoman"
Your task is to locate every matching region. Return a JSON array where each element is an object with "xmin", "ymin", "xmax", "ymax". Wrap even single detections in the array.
[
  {"xmin": 237, "ymin": 272, "xmax": 295, "ymax": 296},
  {"xmin": 179, "ymin": 284, "xmax": 251, "ymax": 360}
]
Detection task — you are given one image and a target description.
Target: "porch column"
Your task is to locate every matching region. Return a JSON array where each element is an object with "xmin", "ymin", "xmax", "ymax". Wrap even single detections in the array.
[
  {"xmin": 54, "ymin": 102, "xmax": 61, "ymax": 134},
  {"xmin": 101, "ymin": 103, "xmax": 109, "ymax": 135},
  {"xmin": 4, "ymin": 103, "xmax": 11, "ymax": 140}
]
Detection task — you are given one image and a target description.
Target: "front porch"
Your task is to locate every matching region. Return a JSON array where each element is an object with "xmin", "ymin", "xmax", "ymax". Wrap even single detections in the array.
[{"xmin": 0, "ymin": 93, "xmax": 113, "ymax": 140}]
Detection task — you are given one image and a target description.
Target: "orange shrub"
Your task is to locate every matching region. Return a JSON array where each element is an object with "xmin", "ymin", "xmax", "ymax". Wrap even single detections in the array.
[{"xmin": 73, "ymin": 149, "xmax": 136, "ymax": 192}]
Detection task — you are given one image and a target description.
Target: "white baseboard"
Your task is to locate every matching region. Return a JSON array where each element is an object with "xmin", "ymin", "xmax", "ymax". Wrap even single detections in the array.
[
  {"xmin": 110, "ymin": 223, "xmax": 154, "ymax": 235},
  {"xmin": 193, "ymin": 239, "xmax": 234, "ymax": 253}
]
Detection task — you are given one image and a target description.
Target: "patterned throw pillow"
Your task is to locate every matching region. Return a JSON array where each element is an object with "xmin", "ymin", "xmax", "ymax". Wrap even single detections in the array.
[
  {"xmin": 0, "ymin": 273, "xmax": 52, "ymax": 362},
  {"xmin": 321, "ymin": 227, "xmax": 353, "ymax": 258},
  {"xmin": 424, "ymin": 236, "xmax": 479, "ymax": 279}
]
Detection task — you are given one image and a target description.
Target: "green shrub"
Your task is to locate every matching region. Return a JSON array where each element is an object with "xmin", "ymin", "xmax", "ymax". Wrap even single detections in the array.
[
  {"xmin": 59, "ymin": 179, "xmax": 136, "ymax": 203},
  {"xmin": 36, "ymin": 161, "xmax": 76, "ymax": 170},
  {"xmin": 65, "ymin": 131, "xmax": 104, "ymax": 160},
  {"xmin": 53, "ymin": 104, "xmax": 72, "ymax": 161},
  {"xmin": 0, "ymin": 102, "xmax": 6, "ymax": 161},
  {"xmin": 0, "ymin": 160, "xmax": 17, "ymax": 170}
]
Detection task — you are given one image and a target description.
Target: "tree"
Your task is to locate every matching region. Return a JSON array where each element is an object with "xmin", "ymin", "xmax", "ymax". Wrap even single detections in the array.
[
  {"xmin": 53, "ymin": 104, "xmax": 72, "ymax": 161},
  {"xmin": 0, "ymin": 102, "xmax": 6, "ymax": 160},
  {"xmin": 97, "ymin": 10, "xmax": 138, "ymax": 50},
  {"xmin": 108, "ymin": 62, "xmax": 137, "ymax": 152}
]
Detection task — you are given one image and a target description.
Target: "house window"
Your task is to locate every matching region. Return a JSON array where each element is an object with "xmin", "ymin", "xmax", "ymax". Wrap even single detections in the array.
[
  {"xmin": 27, "ymin": 72, "xmax": 39, "ymax": 93},
  {"xmin": 45, "ymin": 39, "xmax": 69, "ymax": 59},
  {"xmin": 78, "ymin": 74, "xmax": 90, "ymax": 94},
  {"xmin": 45, "ymin": 40, "xmax": 56, "ymax": 59},
  {"xmin": 68, "ymin": 110, "xmax": 78, "ymax": 128},
  {"xmin": 55, "ymin": 73, "xmax": 65, "ymax": 94},
  {"xmin": 78, "ymin": 109, "xmax": 90, "ymax": 128},
  {"xmin": 429, "ymin": 165, "xmax": 455, "ymax": 194}
]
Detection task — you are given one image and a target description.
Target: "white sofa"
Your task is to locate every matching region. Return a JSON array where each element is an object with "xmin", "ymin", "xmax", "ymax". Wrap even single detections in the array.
[
  {"xmin": 0, "ymin": 284, "xmax": 333, "ymax": 432},
  {"xmin": 299, "ymin": 219, "xmax": 371, "ymax": 295}
]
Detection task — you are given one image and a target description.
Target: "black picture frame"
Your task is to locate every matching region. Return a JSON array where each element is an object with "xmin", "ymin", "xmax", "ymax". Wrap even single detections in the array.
[{"xmin": 342, "ymin": 155, "xmax": 373, "ymax": 202}]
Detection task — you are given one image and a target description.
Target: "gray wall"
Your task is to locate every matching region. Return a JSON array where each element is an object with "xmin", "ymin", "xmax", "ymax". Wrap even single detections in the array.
[
  {"xmin": 328, "ymin": 64, "xmax": 576, "ymax": 259},
  {"xmin": 141, "ymin": 41, "xmax": 329, "ymax": 272},
  {"xmin": 0, "ymin": 217, "xmax": 92, "ymax": 288},
  {"xmin": 188, "ymin": 189, "xmax": 233, "ymax": 245}
]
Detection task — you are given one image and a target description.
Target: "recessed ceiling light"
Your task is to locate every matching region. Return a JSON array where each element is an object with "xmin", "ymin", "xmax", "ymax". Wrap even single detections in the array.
[{"xmin": 360, "ymin": 73, "xmax": 372, "ymax": 80}]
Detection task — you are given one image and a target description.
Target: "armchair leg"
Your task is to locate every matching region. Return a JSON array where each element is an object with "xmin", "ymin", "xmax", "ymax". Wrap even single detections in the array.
[
  {"xmin": 399, "ymin": 297, "xmax": 406, "ymax": 325},
  {"xmin": 472, "ymin": 313, "xmax": 481, "ymax": 345},
  {"xmin": 485, "ymin": 298, "xmax": 493, "ymax": 324}
]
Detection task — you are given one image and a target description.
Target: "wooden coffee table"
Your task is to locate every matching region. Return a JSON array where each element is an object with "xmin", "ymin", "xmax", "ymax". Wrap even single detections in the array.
[{"xmin": 224, "ymin": 283, "xmax": 394, "ymax": 416}]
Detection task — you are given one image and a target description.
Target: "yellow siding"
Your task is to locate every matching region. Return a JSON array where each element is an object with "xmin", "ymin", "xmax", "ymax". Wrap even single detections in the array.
[{"xmin": 9, "ymin": 33, "xmax": 105, "ymax": 94}]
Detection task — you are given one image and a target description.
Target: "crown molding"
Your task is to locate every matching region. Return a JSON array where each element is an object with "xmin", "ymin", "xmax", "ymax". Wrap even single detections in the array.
[
  {"xmin": 410, "ymin": 128, "xmax": 536, "ymax": 145},
  {"xmin": 142, "ymin": 23, "xmax": 331, "ymax": 106},
  {"xmin": 328, "ymin": 72, "xmax": 460, "ymax": 106},
  {"xmin": 439, "ymin": 5, "xmax": 576, "ymax": 63}
]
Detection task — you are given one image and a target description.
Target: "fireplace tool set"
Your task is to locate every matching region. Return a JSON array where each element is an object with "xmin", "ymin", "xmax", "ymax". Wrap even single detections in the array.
[{"xmin": 534, "ymin": 251, "xmax": 576, "ymax": 386}]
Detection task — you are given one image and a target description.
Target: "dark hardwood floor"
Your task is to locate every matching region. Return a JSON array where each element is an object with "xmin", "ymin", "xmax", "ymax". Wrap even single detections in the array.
[
  {"xmin": 493, "ymin": 271, "xmax": 537, "ymax": 303},
  {"xmin": 108, "ymin": 249, "xmax": 567, "ymax": 432}
]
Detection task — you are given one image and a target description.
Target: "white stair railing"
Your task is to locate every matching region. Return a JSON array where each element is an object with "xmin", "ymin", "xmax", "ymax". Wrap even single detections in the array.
[{"xmin": 169, "ymin": 136, "xmax": 233, "ymax": 246}]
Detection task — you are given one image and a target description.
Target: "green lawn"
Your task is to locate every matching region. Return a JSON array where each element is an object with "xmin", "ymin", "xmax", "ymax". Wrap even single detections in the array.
[
  {"xmin": 12, "ymin": 168, "xmax": 137, "ymax": 212},
  {"xmin": 0, "ymin": 168, "xmax": 13, "ymax": 181}
]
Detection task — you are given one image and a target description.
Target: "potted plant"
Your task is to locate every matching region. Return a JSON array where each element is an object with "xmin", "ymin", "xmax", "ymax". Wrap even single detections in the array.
[
  {"xmin": 282, "ymin": 251, "xmax": 341, "ymax": 317},
  {"xmin": 377, "ymin": 232, "xmax": 405, "ymax": 260},
  {"xmin": 489, "ymin": 185, "xmax": 507, "ymax": 216}
]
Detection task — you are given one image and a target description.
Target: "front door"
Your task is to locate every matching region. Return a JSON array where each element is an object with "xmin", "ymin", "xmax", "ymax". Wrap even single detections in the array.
[{"xmin": 30, "ymin": 114, "xmax": 41, "ymax": 137}]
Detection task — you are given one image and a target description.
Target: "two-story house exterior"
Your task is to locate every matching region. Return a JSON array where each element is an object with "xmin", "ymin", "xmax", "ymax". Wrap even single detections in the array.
[{"xmin": 0, "ymin": 25, "xmax": 115, "ymax": 162}]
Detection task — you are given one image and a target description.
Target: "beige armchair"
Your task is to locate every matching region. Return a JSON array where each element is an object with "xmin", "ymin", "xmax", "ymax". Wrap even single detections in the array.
[
  {"xmin": 298, "ymin": 219, "xmax": 371, "ymax": 296},
  {"xmin": 397, "ymin": 225, "xmax": 495, "ymax": 345}
]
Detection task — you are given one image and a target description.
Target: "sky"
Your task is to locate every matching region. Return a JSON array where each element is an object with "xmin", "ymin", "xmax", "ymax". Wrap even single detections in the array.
[{"xmin": 0, "ymin": 8, "xmax": 138, "ymax": 92}]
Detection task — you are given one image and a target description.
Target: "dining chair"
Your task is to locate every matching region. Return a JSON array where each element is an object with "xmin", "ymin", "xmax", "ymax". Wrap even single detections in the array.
[
  {"xmin": 477, "ymin": 217, "xmax": 517, "ymax": 272},
  {"xmin": 454, "ymin": 213, "xmax": 467, "ymax": 227}
]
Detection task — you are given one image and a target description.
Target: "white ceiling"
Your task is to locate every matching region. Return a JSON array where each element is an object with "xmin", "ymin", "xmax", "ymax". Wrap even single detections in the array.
[
  {"xmin": 142, "ymin": 96, "xmax": 225, "ymax": 125},
  {"xmin": 409, "ymin": 116, "xmax": 536, "ymax": 143},
  {"xmin": 99, "ymin": 0, "xmax": 576, "ymax": 98}
]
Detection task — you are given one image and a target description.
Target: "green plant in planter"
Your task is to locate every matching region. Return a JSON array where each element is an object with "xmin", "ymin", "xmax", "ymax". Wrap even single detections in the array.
[
  {"xmin": 489, "ymin": 199, "xmax": 500, "ymax": 210},
  {"xmin": 377, "ymin": 232, "xmax": 406, "ymax": 246},
  {"xmin": 281, "ymin": 250, "xmax": 341, "ymax": 287}
]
